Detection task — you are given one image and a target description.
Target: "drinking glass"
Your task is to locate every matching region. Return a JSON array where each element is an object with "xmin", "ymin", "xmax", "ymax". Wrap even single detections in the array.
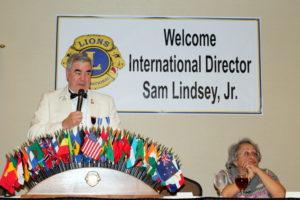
[{"xmin": 235, "ymin": 173, "xmax": 248, "ymax": 197}]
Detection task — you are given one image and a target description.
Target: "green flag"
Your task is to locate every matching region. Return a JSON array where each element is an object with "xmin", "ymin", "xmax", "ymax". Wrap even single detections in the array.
[
  {"xmin": 135, "ymin": 139, "xmax": 144, "ymax": 161},
  {"xmin": 67, "ymin": 131, "xmax": 74, "ymax": 156},
  {"xmin": 29, "ymin": 141, "xmax": 44, "ymax": 167},
  {"xmin": 105, "ymin": 141, "xmax": 114, "ymax": 162}
]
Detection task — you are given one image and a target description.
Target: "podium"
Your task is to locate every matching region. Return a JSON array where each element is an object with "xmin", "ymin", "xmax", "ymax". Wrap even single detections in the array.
[
  {"xmin": 20, "ymin": 167, "xmax": 202, "ymax": 198},
  {"xmin": 21, "ymin": 167, "xmax": 160, "ymax": 198},
  {"xmin": 0, "ymin": 128, "xmax": 195, "ymax": 198}
]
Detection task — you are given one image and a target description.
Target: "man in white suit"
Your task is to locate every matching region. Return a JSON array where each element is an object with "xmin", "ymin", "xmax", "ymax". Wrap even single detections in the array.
[{"xmin": 28, "ymin": 53, "xmax": 121, "ymax": 140}]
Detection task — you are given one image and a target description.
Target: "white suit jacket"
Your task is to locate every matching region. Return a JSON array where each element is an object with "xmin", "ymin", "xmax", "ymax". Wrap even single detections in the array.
[{"xmin": 27, "ymin": 87, "xmax": 121, "ymax": 140}]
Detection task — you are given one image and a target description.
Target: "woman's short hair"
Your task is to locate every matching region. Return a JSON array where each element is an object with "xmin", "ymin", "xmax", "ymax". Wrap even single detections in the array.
[
  {"xmin": 225, "ymin": 138, "xmax": 262, "ymax": 169},
  {"xmin": 66, "ymin": 53, "xmax": 92, "ymax": 70}
]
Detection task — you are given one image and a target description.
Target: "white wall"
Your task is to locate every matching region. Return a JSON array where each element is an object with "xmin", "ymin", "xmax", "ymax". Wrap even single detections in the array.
[{"xmin": 0, "ymin": 0, "xmax": 299, "ymax": 196}]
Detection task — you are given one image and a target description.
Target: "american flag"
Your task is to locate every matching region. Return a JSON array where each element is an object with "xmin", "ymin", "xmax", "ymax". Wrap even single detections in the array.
[{"xmin": 81, "ymin": 133, "xmax": 102, "ymax": 160}]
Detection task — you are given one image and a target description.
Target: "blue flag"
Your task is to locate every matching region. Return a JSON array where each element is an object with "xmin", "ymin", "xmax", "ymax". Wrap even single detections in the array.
[{"xmin": 156, "ymin": 151, "xmax": 178, "ymax": 182}]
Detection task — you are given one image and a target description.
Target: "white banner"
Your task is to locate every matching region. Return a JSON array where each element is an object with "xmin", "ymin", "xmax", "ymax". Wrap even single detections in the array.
[{"xmin": 56, "ymin": 16, "xmax": 262, "ymax": 114}]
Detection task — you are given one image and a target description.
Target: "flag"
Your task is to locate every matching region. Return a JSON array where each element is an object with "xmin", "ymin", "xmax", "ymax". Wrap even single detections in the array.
[
  {"xmin": 147, "ymin": 144, "xmax": 158, "ymax": 178},
  {"xmin": 57, "ymin": 132, "xmax": 70, "ymax": 163},
  {"xmin": 10, "ymin": 155, "xmax": 20, "ymax": 189},
  {"xmin": 165, "ymin": 171, "xmax": 185, "ymax": 192},
  {"xmin": 165, "ymin": 158, "xmax": 185, "ymax": 192},
  {"xmin": 20, "ymin": 147, "xmax": 30, "ymax": 182},
  {"xmin": 0, "ymin": 156, "xmax": 18, "ymax": 194},
  {"xmin": 16, "ymin": 152, "xmax": 24, "ymax": 186},
  {"xmin": 112, "ymin": 132, "xmax": 123, "ymax": 163},
  {"xmin": 25, "ymin": 146, "xmax": 38, "ymax": 171},
  {"xmin": 39, "ymin": 138, "xmax": 55, "ymax": 169},
  {"xmin": 126, "ymin": 137, "xmax": 138, "ymax": 168},
  {"xmin": 71, "ymin": 129, "xmax": 85, "ymax": 162},
  {"xmin": 51, "ymin": 134, "xmax": 59, "ymax": 153},
  {"xmin": 113, "ymin": 140, "xmax": 121, "ymax": 163},
  {"xmin": 81, "ymin": 132, "xmax": 102, "ymax": 160},
  {"xmin": 67, "ymin": 131, "xmax": 74, "ymax": 157},
  {"xmin": 121, "ymin": 136, "xmax": 131, "ymax": 158},
  {"xmin": 156, "ymin": 151, "xmax": 184, "ymax": 192},
  {"xmin": 105, "ymin": 140, "xmax": 114, "ymax": 162},
  {"xmin": 29, "ymin": 141, "xmax": 45, "ymax": 168},
  {"xmin": 157, "ymin": 151, "xmax": 177, "ymax": 181},
  {"xmin": 100, "ymin": 128, "xmax": 109, "ymax": 141},
  {"xmin": 71, "ymin": 129, "xmax": 84, "ymax": 155},
  {"xmin": 135, "ymin": 139, "xmax": 144, "ymax": 165},
  {"xmin": 47, "ymin": 137, "xmax": 59, "ymax": 167},
  {"xmin": 142, "ymin": 143, "xmax": 149, "ymax": 167}
]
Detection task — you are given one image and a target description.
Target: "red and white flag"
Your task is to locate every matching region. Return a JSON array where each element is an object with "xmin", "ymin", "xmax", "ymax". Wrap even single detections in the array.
[{"xmin": 81, "ymin": 134, "xmax": 102, "ymax": 160}]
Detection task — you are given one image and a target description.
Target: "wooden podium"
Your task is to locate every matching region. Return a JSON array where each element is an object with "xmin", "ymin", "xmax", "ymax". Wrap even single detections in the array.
[
  {"xmin": 0, "ymin": 129, "xmax": 193, "ymax": 198},
  {"xmin": 21, "ymin": 167, "xmax": 160, "ymax": 198}
]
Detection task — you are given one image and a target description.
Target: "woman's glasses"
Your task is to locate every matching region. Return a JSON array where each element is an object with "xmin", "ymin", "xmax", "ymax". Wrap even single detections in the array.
[{"xmin": 238, "ymin": 151, "xmax": 259, "ymax": 158}]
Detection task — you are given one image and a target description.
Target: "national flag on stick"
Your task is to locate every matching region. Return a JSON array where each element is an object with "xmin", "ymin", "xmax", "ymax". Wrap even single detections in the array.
[
  {"xmin": 156, "ymin": 151, "xmax": 184, "ymax": 192},
  {"xmin": 81, "ymin": 132, "xmax": 102, "ymax": 160},
  {"xmin": 29, "ymin": 141, "xmax": 45, "ymax": 168},
  {"xmin": 57, "ymin": 132, "xmax": 70, "ymax": 163},
  {"xmin": 0, "ymin": 155, "xmax": 18, "ymax": 195},
  {"xmin": 126, "ymin": 137, "xmax": 138, "ymax": 168},
  {"xmin": 71, "ymin": 129, "xmax": 85, "ymax": 162},
  {"xmin": 147, "ymin": 143, "xmax": 158, "ymax": 179},
  {"xmin": 0, "ymin": 128, "xmax": 185, "ymax": 194},
  {"xmin": 16, "ymin": 151, "xmax": 24, "ymax": 186},
  {"xmin": 20, "ymin": 147, "xmax": 30, "ymax": 182}
]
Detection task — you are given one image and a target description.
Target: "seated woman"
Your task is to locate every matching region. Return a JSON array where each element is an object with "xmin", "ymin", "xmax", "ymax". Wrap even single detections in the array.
[{"xmin": 214, "ymin": 138, "xmax": 285, "ymax": 198}]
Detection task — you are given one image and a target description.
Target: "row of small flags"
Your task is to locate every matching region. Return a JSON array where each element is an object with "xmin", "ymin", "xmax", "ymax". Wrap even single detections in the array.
[{"xmin": 0, "ymin": 127, "xmax": 184, "ymax": 195}]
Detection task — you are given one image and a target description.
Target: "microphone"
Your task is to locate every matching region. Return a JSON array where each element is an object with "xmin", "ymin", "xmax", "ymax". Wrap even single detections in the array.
[{"xmin": 76, "ymin": 89, "xmax": 85, "ymax": 111}]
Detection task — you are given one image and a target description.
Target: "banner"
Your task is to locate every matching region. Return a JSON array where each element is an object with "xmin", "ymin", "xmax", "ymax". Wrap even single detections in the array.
[{"xmin": 56, "ymin": 16, "xmax": 262, "ymax": 114}]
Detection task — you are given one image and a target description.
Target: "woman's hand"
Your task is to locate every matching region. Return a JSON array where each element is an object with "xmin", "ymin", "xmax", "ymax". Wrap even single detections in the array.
[
  {"xmin": 244, "ymin": 163, "xmax": 285, "ymax": 197},
  {"xmin": 245, "ymin": 163, "xmax": 260, "ymax": 180},
  {"xmin": 241, "ymin": 161, "xmax": 258, "ymax": 180}
]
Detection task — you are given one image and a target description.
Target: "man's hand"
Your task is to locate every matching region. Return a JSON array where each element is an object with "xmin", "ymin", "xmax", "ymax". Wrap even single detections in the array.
[{"xmin": 62, "ymin": 111, "xmax": 83, "ymax": 129}]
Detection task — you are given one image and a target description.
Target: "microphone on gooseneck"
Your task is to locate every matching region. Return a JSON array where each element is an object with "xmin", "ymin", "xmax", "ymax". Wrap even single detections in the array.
[{"xmin": 76, "ymin": 89, "xmax": 85, "ymax": 111}]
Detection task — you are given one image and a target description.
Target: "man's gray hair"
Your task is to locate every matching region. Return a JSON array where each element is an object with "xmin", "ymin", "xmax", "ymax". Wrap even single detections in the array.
[
  {"xmin": 66, "ymin": 53, "xmax": 92, "ymax": 70},
  {"xmin": 225, "ymin": 138, "xmax": 262, "ymax": 169}
]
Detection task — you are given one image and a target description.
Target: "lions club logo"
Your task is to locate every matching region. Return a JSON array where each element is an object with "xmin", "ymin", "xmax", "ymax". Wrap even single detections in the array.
[{"xmin": 61, "ymin": 34, "xmax": 125, "ymax": 89}]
